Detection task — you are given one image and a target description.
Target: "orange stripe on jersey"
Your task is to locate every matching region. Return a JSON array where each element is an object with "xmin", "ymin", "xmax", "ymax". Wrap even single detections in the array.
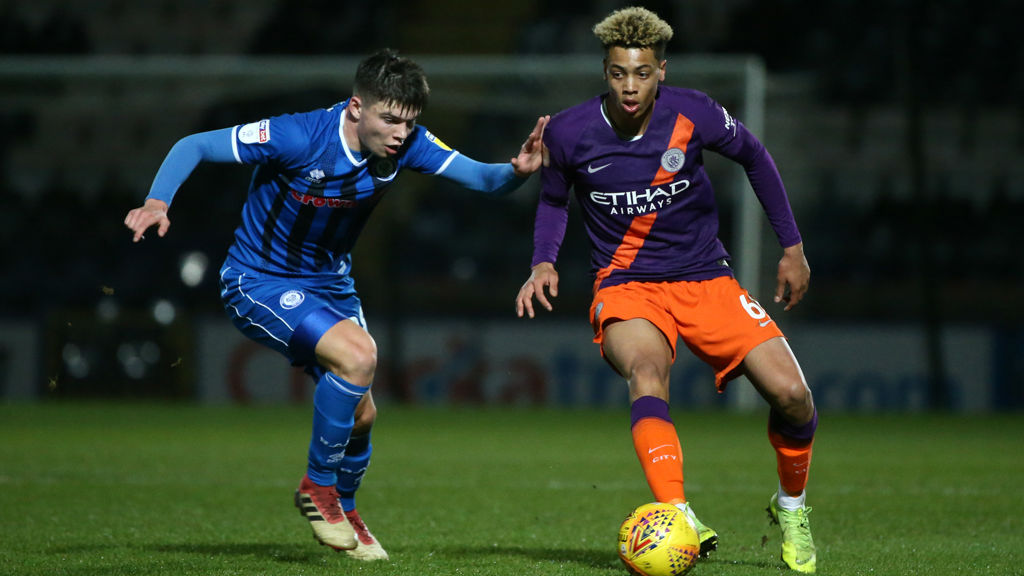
[
  {"xmin": 594, "ymin": 114, "xmax": 695, "ymax": 288},
  {"xmin": 594, "ymin": 213, "xmax": 657, "ymax": 287},
  {"xmin": 651, "ymin": 114, "xmax": 695, "ymax": 186}
]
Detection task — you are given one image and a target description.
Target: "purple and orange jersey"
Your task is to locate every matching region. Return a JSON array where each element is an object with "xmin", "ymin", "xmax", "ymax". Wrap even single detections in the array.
[{"xmin": 533, "ymin": 86, "xmax": 801, "ymax": 291}]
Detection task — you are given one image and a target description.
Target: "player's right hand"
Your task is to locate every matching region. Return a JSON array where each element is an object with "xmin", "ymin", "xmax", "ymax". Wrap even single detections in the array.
[
  {"xmin": 516, "ymin": 262, "xmax": 559, "ymax": 319},
  {"xmin": 775, "ymin": 242, "xmax": 810, "ymax": 311},
  {"xmin": 124, "ymin": 198, "xmax": 171, "ymax": 243}
]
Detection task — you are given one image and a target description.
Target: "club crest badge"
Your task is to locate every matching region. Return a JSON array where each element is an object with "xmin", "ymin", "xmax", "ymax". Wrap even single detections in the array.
[
  {"xmin": 280, "ymin": 290, "xmax": 305, "ymax": 310},
  {"xmin": 660, "ymin": 148, "xmax": 685, "ymax": 173}
]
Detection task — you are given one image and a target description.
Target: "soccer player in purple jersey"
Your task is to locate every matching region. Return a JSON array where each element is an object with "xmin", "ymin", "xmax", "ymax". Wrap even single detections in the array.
[
  {"xmin": 125, "ymin": 49, "xmax": 548, "ymax": 561},
  {"xmin": 515, "ymin": 8, "xmax": 817, "ymax": 573}
]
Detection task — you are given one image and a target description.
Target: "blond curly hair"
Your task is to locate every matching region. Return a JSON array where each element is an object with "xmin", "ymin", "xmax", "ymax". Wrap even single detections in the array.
[{"xmin": 592, "ymin": 7, "xmax": 673, "ymax": 59}]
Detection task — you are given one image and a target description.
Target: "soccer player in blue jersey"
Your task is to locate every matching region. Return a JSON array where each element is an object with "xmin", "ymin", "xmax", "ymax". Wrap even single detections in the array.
[
  {"xmin": 515, "ymin": 8, "xmax": 817, "ymax": 573},
  {"xmin": 125, "ymin": 48, "xmax": 548, "ymax": 561}
]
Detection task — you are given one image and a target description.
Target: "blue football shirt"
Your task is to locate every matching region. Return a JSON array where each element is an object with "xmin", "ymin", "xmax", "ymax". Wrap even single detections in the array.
[{"xmin": 227, "ymin": 99, "xmax": 458, "ymax": 281}]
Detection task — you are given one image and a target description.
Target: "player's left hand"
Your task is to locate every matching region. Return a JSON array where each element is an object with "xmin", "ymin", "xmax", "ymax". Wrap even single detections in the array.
[
  {"xmin": 510, "ymin": 115, "xmax": 550, "ymax": 177},
  {"xmin": 775, "ymin": 242, "xmax": 809, "ymax": 311}
]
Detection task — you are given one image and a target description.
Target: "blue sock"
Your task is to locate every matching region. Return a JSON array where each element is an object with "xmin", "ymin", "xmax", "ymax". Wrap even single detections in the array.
[
  {"xmin": 307, "ymin": 372, "xmax": 369, "ymax": 486},
  {"xmin": 337, "ymin": 432, "xmax": 372, "ymax": 512}
]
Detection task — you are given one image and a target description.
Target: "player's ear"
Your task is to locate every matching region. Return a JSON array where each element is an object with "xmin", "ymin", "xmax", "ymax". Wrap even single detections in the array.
[
  {"xmin": 658, "ymin": 60, "xmax": 666, "ymax": 82},
  {"xmin": 602, "ymin": 57, "xmax": 609, "ymax": 81},
  {"xmin": 349, "ymin": 95, "xmax": 363, "ymax": 120}
]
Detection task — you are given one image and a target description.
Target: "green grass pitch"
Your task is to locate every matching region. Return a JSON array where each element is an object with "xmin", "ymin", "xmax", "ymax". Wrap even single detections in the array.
[{"xmin": 1, "ymin": 402, "xmax": 1022, "ymax": 575}]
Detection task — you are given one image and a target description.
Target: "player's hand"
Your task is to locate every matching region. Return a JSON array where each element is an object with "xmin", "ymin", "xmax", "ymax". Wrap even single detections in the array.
[
  {"xmin": 124, "ymin": 198, "xmax": 171, "ymax": 243},
  {"xmin": 510, "ymin": 115, "xmax": 550, "ymax": 177},
  {"xmin": 516, "ymin": 262, "xmax": 559, "ymax": 318},
  {"xmin": 775, "ymin": 242, "xmax": 809, "ymax": 311}
]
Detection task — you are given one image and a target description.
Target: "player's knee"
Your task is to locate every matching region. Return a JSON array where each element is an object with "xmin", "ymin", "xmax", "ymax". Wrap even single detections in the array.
[
  {"xmin": 319, "ymin": 334, "xmax": 378, "ymax": 387},
  {"xmin": 773, "ymin": 380, "xmax": 813, "ymax": 422},
  {"xmin": 628, "ymin": 359, "xmax": 671, "ymax": 392},
  {"xmin": 340, "ymin": 343, "xmax": 377, "ymax": 385}
]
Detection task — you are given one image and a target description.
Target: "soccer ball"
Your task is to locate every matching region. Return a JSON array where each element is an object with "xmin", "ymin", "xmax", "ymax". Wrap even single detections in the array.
[{"xmin": 618, "ymin": 502, "xmax": 700, "ymax": 576}]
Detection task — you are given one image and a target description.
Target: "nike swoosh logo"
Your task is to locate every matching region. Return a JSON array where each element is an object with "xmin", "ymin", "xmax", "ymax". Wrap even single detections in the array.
[
  {"xmin": 648, "ymin": 444, "xmax": 674, "ymax": 454},
  {"xmin": 587, "ymin": 162, "xmax": 612, "ymax": 173},
  {"xmin": 759, "ymin": 319, "xmax": 773, "ymax": 327}
]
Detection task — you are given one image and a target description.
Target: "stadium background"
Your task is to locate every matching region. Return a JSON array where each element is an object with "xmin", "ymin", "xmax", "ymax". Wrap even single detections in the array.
[{"xmin": 0, "ymin": 0, "xmax": 1021, "ymax": 411}]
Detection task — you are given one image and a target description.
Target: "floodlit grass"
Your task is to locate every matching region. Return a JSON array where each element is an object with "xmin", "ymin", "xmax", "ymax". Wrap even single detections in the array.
[{"xmin": 1, "ymin": 402, "xmax": 1022, "ymax": 575}]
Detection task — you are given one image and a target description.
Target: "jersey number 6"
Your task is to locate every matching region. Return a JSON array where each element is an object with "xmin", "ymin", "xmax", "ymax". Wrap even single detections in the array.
[{"xmin": 739, "ymin": 294, "xmax": 767, "ymax": 320}]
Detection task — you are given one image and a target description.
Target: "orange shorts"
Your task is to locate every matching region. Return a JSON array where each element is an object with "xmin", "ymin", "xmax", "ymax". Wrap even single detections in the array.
[{"xmin": 589, "ymin": 276, "xmax": 784, "ymax": 390}]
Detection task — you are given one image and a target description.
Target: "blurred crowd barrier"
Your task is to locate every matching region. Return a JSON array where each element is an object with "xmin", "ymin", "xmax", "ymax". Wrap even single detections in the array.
[{"xmin": 3, "ymin": 317, "xmax": 1020, "ymax": 412}]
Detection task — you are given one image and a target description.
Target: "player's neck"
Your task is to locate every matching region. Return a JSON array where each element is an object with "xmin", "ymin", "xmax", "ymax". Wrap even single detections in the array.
[{"xmin": 341, "ymin": 107, "xmax": 363, "ymax": 155}]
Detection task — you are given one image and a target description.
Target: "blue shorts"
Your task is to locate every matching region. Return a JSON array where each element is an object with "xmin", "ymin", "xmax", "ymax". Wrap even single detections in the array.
[{"xmin": 219, "ymin": 262, "xmax": 366, "ymax": 369}]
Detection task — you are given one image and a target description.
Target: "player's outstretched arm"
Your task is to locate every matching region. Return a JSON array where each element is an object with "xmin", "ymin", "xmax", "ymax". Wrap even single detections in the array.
[
  {"xmin": 775, "ymin": 242, "xmax": 810, "ymax": 311},
  {"xmin": 516, "ymin": 261, "xmax": 559, "ymax": 318},
  {"xmin": 440, "ymin": 115, "xmax": 550, "ymax": 196},
  {"xmin": 124, "ymin": 128, "xmax": 236, "ymax": 243},
  {"xmin": 124, "ymin": 198, "xmax": 170, "ymax": 243},
  {"xmin": 510, "ymin": 115, "xmax": 550, "ymax": 177}
]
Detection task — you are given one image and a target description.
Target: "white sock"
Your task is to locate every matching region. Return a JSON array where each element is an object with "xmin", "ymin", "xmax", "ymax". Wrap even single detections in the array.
[{"xmin": 777, "ymin": 483, "xmax": 806, "ymax": 510}]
